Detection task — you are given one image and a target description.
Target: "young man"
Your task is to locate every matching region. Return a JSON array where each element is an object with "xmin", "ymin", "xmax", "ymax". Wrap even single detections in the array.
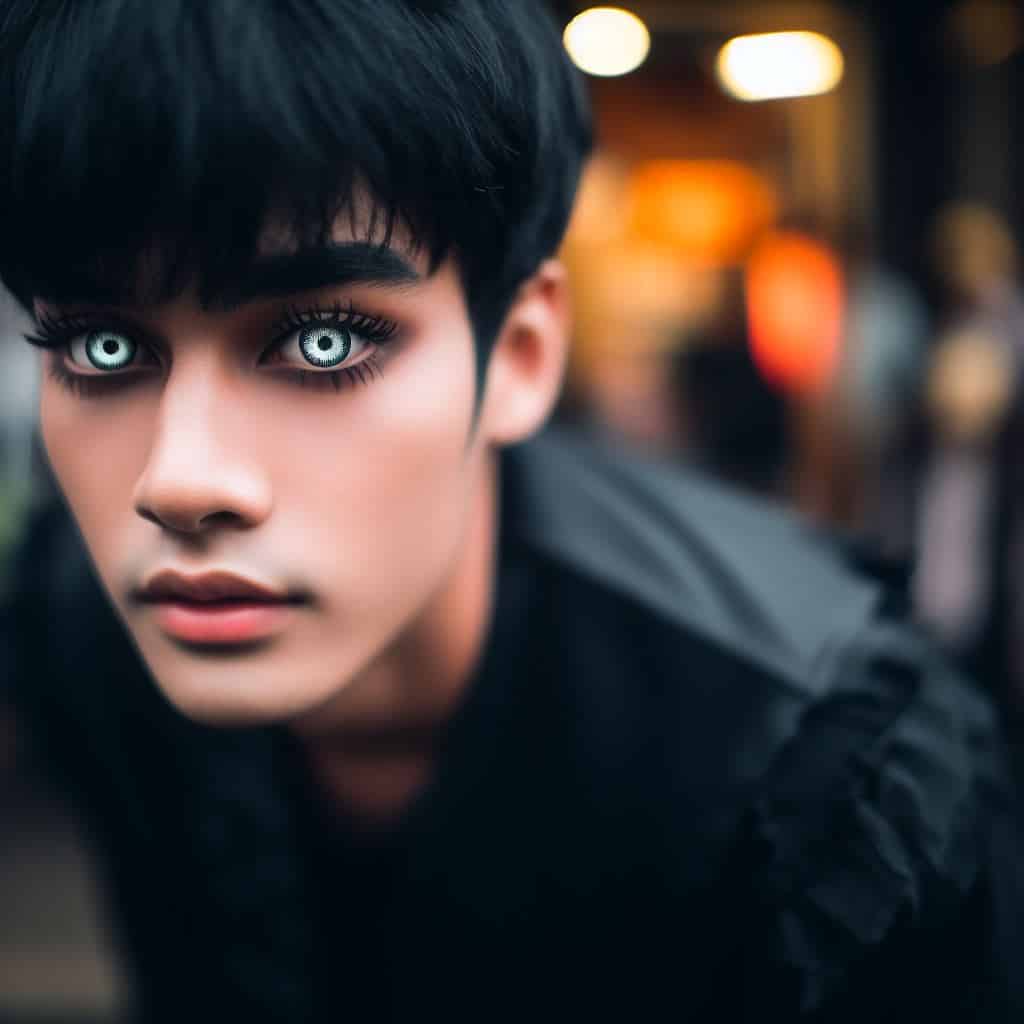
[{"xmin": 1, "ymin": 1, "xmax": 1021, "ymax": 1021}]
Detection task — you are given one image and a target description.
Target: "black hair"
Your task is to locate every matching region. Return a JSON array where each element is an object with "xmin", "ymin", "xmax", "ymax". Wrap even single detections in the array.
[{"xmin": 0, "ymin": 0, "xmax": 592, "ymax": 363}]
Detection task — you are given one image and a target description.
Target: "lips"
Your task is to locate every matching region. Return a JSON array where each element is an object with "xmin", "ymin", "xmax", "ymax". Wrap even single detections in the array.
[
  {"xmin": 138, "ymin": 569, "xmax": 293, "ymax": 605},
  {"xmin": 136, "ymin": 570, "xmax": 303, "ymax": 645}
]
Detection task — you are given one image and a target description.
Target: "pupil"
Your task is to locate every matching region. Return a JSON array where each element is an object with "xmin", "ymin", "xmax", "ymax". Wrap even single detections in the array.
[
  {"xmin": 318, "ymin": 336, "xmax": 332, "ymax": 351},
  {"xmin": 103, "ymin": 339, "xmax": 119, "ymax": 355}
]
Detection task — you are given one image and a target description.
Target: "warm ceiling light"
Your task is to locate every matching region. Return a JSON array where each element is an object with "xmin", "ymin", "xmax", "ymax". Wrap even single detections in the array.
[
  {"xmin": 563, "ymin": 7, "xmax": 651, "ymax": 78},
  {"xmin": 716, "ymin": 31, "xmax": 844, "ymax": 101}
]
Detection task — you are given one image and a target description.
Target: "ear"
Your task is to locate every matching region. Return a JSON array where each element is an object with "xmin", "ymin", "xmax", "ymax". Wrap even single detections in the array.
[{"xmin": 478, "ymin": 259, "xmax": 571, "ymax": 447}]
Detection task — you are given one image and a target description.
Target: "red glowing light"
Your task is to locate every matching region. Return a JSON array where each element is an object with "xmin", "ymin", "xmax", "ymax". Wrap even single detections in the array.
[{"xmin": 745, "ymin": 232, "xmax": 845, "ymax": 394}]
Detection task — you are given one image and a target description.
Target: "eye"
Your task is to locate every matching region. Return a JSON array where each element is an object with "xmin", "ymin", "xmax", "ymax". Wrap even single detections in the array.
[
  {"xmin": 278, "ymin": 323, "xmax": 371, "ymax": 371},
  {"xmin": 68, "ymin": 330, "xmax": 139, "ymax": 372}
]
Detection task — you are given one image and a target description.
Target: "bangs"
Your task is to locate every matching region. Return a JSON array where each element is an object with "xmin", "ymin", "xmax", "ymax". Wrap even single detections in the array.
[{"xmin": 0, "ymin": 0, "xmax": 522, "ymax": 310}]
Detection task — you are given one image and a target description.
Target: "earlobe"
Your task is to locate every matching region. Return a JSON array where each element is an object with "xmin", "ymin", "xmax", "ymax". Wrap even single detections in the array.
[{"xmin": 480, "ymin": 260, "xmax": 571, "ymax": 447}]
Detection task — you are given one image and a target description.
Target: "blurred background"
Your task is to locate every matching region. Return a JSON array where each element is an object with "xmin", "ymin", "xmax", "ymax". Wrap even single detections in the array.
[{"xmin": 2, "ymin": 0, "xmax": 1024, "ymax": 1018}]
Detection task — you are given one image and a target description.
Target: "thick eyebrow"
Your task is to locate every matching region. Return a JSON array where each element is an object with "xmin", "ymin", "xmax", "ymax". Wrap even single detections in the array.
[
  {"xmin": 30, "ymin": 241, "xmax": 425, "ymax": 314},
  {"xmin": 211, "ymin": 241, "xmax": 423, "ymax": 309}
]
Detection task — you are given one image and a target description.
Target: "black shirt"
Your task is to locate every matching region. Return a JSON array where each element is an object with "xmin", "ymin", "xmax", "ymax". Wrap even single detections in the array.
[{"xmin": 5, "ymin": 429, "xmax": 1023, "ymax": 1021}]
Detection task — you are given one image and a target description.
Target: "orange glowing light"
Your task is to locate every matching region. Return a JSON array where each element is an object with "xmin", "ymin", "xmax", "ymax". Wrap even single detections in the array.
[
  {"xmin": 628, "ymin": 161, "xmax": 777, "ymax": 266},
  {"xmin": 745, "ymin": 232, "xmax": 845, "ymax": 394}
]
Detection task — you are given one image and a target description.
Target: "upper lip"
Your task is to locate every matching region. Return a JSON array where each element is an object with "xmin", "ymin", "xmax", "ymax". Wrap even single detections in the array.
[{"xmin": 136, "ymin": 570, "xmax": 294, "ymax": 604}]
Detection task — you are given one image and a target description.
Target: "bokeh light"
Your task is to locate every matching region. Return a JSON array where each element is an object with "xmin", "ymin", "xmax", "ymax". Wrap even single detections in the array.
[
  {"xmin": 563, "ymin": 7, "xmax": 651, "ymax": 78},
  {"xmin": 746, "ymin": 232, "xmax": 845, "ymax": 395},
  {"xmin": 628, "ymin": 160, "xmax": 778, "ymax": 267},
  {"xmin": 716, "ymin": 31, "xmax": 844, "ymax": 101}
]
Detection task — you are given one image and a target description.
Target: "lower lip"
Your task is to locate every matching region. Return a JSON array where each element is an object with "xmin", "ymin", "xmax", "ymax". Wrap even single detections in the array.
[{"xmin": 151, "ymin": 600, "xmax": 297, "ymax": 645}]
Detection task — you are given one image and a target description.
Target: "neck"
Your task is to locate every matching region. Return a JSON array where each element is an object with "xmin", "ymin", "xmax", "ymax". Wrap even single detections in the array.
[{"xmin": 289, "ymin": 448, "xmax": 501, "ymax": 826}]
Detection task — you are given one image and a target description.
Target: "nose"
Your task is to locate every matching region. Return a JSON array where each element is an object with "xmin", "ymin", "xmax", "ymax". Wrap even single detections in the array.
[{"xmin": 131, "ymin": 361, "xmax": 273, "ymax": 536}]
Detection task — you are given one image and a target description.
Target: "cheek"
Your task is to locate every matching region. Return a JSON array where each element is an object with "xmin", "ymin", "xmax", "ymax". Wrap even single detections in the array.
[
  {"xmin": 368, "ymin": 327, "xmax": 478, "ymax": 486},
  {"xmin": 270, "ymin": 325, "xmax": 480, "ymax": 592},
  {"xmin": 39, "ymin": 382, "xmax": 155, "ymax": 555}
]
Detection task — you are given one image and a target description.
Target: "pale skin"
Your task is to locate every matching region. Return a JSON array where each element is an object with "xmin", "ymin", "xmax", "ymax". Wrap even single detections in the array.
[{"xmin": 36, "ymin": 222, "xmax": 571, "ymax": 827}]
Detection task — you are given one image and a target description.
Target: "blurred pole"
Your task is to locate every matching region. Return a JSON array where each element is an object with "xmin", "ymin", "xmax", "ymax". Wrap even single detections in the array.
[
  {"xmin": 947, "ymin": 0, "xmax": 1023, "ymax": 240},
  {"xmin": 863, "ymin": 0, "xmax": 959, "ymax": 294}
]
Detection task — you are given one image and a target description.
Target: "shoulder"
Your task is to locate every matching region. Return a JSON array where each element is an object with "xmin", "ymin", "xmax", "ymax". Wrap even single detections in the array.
[
  {"xmin": 506, "ymin": 430, "xmax": 1020, "ymax": 1016},
  {"xmin": 739, "ymin": 614, "xmax": 1014, "ymax": 1015},
  {"xmin": 506, "ymin": 428, "xmax": 880, "ymax": 693},
  {"xmin": 746, "ymin": 610, "xmax": 1024, "ymax": 1022}
]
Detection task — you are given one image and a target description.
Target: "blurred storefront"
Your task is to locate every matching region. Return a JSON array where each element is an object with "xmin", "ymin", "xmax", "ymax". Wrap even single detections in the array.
[
  {"xmin": 554, "ymin": 0, "xmax": 1021, "ymax": 489},
  {"xmin": 553, "ymin": 0, "xmax": 1024, "ymax": 724}
]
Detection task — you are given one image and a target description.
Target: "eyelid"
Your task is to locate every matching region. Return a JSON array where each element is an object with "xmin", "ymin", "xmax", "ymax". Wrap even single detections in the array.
[
  {"xmin": 29, "ymin": 311, "xmax": 167, "ymax": 358},
  {"xmin": 35, "ymin": 303, "xmax": 398, "ymax": 375},
  {"xmin": 65, "ymin": 329, "xmax": 162, "ymax": 374},
  {"xmin": 261, "ymin": 304, "xmax": 399, "ymax": 370},
  {"xmin": 265, "ymin": 302, "xmax": 399, "ymax": 345}
]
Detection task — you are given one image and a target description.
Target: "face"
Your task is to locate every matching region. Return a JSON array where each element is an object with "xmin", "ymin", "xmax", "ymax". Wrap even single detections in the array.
[{"xmin": 36, "ymin": 221, "xmax": 533, "ymax": 727}]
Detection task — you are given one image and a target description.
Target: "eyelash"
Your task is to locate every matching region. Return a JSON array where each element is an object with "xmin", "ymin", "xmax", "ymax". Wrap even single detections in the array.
[{"xmin": 24, "ymin": 303, "xmax": 400, "ymax": 398}]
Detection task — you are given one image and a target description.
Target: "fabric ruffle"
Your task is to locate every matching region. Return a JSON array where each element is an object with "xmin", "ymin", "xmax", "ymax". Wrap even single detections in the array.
[{"xmin": 744, "ymin": 618, "xmax": 1001, "ymax": 1013}]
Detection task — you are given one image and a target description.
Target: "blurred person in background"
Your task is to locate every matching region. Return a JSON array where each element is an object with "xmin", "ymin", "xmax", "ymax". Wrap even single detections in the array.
[
  {"xmin": 670, "ymin": 272, "xmax": 790, "ymax": 498},
  {"xmin": 889, "ymin": 204, "xmax": 1024, "ymax": 728},
  {"xmin": 838, "ymin": 224, "xmax": 929, "ymax": 532},
  {"xmin": 1, "ymin": 2, "xmax": 1023, "ymax": 1022}
]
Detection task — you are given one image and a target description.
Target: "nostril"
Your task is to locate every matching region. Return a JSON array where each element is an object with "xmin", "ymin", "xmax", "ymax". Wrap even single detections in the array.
[
  {"xmin": 132, "ymin": 466, "xmax": 273, "ymax": 533},
  {"xmin": 198, "ymin": 510, "xmax": 244, "ymax": 529},
  {"xmin": 135, "ymin": 504, "xmax": 246, "ymax": 534},
  {"xmin": 135, "ymin": 506, "xmax": 163, "ymax": 527}
]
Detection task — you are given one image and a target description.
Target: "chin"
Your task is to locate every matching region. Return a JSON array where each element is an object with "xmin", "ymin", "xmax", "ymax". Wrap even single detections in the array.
[{"xmin": 152, "ymin": 670, "xmax": 335, "ymax": 729}]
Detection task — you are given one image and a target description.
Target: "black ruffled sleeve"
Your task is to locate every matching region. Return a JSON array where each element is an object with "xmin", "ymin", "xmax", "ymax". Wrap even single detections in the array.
[{"xmin": 739, "ymin": 616, "xmax": 1023, "ymax": 1021}]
